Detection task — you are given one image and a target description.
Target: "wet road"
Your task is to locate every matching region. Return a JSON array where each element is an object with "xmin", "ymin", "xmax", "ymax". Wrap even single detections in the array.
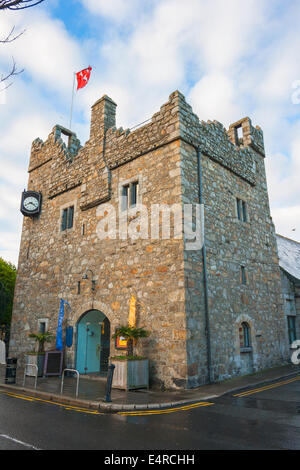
[{"xmin": 0, "ymin": 376, "xmax": 299, "ymax": 450}]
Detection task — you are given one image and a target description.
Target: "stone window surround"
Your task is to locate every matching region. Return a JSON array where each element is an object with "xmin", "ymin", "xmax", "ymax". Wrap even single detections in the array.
[
  {"xmin": 38, "ymin": 318, "xmax": 49, "ymax": 333},
  {"xmin": 241, "ymin": 322, "xmax": 251, "ymax": 348},
  {"xmin": 118, "ymin": 175, "xmax": 143, "ymax": 212},
  {"xmin": 233, "ymin": 195, "xmax": 250, "ymax": 224},
  {"xmin": 234, "ymin": 124, "xmax": 244, "ymax": 147},
  {"xmin": 234, "ymin": 314, "xmax": 258, "ymax": 361},
  {"xmin": 58, "ymin": 199, "xmax": 77, "ymax": 235}
]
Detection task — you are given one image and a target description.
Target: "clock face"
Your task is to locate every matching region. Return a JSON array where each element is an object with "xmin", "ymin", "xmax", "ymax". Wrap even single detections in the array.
[
  {"xmin": 23, "ymin": 196, "xmax": 39, "ymax": 212},
  {"xmin": 21, "ymin": 191, "xmax": 42, "ymax": 217}
]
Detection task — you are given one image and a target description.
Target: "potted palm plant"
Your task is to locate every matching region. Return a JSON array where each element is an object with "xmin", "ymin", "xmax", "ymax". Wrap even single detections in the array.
[
  {"xmin": 111, "ymin": 326, "xmax": 150, "ymax": 390},
  {"xmin": 26, "ymin": 331, "xmax": 54, "ymax": 377}
]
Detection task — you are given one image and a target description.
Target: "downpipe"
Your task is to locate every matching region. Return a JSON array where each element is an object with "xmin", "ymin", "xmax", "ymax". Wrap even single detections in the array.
[{"xmin": 197, "ymin": 148, "xmax": 213, "ymax": 384}]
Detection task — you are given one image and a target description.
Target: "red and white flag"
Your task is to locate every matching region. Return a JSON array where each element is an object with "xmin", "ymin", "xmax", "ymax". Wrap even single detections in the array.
[{"xmin": 76, "ymin": 66, "xmax": 92, "ymax": 90}]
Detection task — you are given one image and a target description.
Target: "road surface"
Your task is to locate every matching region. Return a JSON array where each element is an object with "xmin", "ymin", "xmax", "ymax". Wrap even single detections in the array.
[{"xmin": 0, "ymin": 376, "xmax": 299, "ymax": 450}]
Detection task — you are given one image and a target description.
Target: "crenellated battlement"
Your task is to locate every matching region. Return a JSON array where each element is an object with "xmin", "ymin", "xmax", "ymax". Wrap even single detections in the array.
[{"xmin": 28, "ymin": 90, "xmax": 266, "ymax": 201}]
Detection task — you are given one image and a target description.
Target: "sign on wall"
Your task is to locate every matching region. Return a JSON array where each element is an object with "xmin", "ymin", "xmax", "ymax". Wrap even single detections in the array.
[{"xmin": 115, "ymin": 334, "xmax": 128, "ymax": 350}]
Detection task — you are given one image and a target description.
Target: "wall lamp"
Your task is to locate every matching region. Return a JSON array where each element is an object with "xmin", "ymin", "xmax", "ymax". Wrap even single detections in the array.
[{"xmin": 82, "ymin": 269, "xmax": 96, "ymax": 292}]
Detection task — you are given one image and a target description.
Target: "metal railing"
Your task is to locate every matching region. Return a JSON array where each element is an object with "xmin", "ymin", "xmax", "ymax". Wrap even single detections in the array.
[
  {"xmin": 61, "ymin": 369, "xmax": 80, "ymax": 398},
  {"xmin": 23, "ymin": 363, "xmax": 38, "ymax": 389}
]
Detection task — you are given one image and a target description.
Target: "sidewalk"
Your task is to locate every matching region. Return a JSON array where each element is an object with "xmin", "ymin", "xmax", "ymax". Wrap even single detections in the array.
[{"xmin": 0, "ymin": 363, "xmax": 299, "ymax": 412}]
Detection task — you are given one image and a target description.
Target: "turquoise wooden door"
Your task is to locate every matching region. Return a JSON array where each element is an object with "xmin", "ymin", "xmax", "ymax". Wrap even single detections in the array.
[{"xmin": 76, "ymin": 310, "xmax": 106, "ymax": 374}]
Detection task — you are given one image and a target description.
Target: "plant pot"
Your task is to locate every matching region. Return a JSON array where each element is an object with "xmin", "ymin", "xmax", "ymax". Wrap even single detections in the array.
[
  {"xmin": 25, "ymin": 353, "xmax": 45, "ymax": 377},
  {"xmin": 111, "ymin": 358, "xmax": 149, "ymax": 391}
]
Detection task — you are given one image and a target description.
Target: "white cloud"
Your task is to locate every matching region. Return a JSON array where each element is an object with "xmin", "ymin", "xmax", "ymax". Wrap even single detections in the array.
[
  {"xmin": 80, "ymin": 0, "xmax": 142, "ymax": 21},
  {"xmin": 0, "ymin": 231, "xmax": 21, "ymax": 266},
  {"xmin": 272, "ymin": 206, "xmax": 300, "ymax": 243},
  {"xmin": 0, "ymin": 9, "xmax": 83, "ymax": 94},
  {"xmin": 1, "ymin": 0, "xmax": 300, "ymax": 265},
  {"xmin": 188, "ymin": 73, "xmax": 241, "ymax": 125}
]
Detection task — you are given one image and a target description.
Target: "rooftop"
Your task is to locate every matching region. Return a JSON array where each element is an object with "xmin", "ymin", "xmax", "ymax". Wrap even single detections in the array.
[{"xmin": 276, "ymin": 234, "xmax": 300, "ymax": 283}]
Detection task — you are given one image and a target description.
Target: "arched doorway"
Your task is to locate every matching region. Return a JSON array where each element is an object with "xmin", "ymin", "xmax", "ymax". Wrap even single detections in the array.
[{"xmin": 76, "ymin": 310, "xmax": 110, "ymax": 375}]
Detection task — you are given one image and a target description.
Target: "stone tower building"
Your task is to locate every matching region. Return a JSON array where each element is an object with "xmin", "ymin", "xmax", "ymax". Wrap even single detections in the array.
[{"xmin": 9, "ymin": 91, "xmax": 289, "ymax": 389}]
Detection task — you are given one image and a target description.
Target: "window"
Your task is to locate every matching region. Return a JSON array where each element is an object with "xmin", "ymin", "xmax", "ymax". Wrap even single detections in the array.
[
  {"xmin": 122, "ymin": 184, "xmax": 130, "ymax": 211},
  {"xmin": 288, "ymin": 316, "xmax": 297, "ymax": 344},
  {"xmin": 61, "ymin": 206, "xmax": 74, "ymax": 231},
  {"xmin": 60, "ymin": 131, "xmax": 71, "ymax": 148},
  {"xmin": 131, "ymin": 181, "xmax": 139, "ymax": 207},
  {"xmin": 236, "ymin": 198, "xmax": 248, "ymax": 222},
  {"xmin": 241, "ymin": 322, "xmax": 251, "ymax": 348},
  {"xmin": 241, "ymin": 266, "xmax": 247, "ymax": 285},
  {"xmin": 121, "ymin": 181, "xmax": 139, "ymax": 211},
  {"xmin": 235, "ymin": 125, "xmax": 244, "ymax": 146},
  {"xmin": 38, "ymin": 319, "xmax": 48, "ymax": 334}
]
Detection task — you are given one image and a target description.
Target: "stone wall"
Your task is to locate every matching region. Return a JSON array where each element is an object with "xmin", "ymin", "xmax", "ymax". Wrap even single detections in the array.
[
  {"xmin": 10, "ymin": 90, "xmax": 289, "ymax": 389},
  {"xmin": 10, "ymin": 93, "xmax": 189, "ymax": 389},
  {"xmin": 178, "ymin": 98, "xmax": 289, "ymax": 385},
  {"xmin": 280, "ymin": 269, "xmax": 300, "ymax": 344}
]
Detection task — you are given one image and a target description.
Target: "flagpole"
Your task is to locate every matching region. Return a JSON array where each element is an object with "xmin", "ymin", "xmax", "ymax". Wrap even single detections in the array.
[{"xmin": 69, "ymin": 72, "xmax": 76, "ymax": 130}]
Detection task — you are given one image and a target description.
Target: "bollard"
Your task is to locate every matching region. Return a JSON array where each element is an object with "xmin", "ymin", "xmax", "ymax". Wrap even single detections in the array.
[{"xmin": 105, "ymin": 364, "xmax": 115, "ymax": 403}]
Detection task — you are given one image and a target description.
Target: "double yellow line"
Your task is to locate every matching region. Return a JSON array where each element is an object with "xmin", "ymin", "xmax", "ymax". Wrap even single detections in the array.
[
  {"xmin": 0, "ymin": 390, "xmax": 103, "ymax": 415},
  {"xmin": 0, "ymin": 390, "xmax": 214, "ymax": 416},
  {"xmin": 118, "ymin": 401, "xmax": 215, "ymax": 416},
  {"xmin": 233, "ymin": 375, "xmax": 300, "ymax": 398},
  {"xmin": 5, "ymin": 375, "xmax": 297, "ymax": 417}
]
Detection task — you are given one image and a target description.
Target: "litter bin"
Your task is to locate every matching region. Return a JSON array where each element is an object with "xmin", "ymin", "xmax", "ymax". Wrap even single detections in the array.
[{"xmin": 5, "ymin": 358, "xmax": 17, "ymax": 384}]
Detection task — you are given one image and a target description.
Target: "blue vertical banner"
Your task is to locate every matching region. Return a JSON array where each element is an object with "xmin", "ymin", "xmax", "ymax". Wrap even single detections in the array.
[{"xmin": 56, "ymin": 299, "xmax": 71, "ymax": 351}]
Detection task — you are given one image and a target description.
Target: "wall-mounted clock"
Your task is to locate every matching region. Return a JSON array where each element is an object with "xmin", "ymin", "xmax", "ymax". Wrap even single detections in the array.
[{"xmin": 20, "ymin": 190, "xmax": 42, "ymax": 217}]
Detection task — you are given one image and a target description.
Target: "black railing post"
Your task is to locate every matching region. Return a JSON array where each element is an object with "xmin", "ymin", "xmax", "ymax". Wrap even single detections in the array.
[{"xmin": 105, "ymin": 364, "xmax": 115, "ymax": 403}]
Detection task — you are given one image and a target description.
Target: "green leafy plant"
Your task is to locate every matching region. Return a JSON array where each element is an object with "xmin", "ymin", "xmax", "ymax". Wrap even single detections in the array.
[
  {"xmin": 0, "ymin": 258, "xmax": 17, "ymax": 328},
  {"xmin": 28, "ymin": 331, "xmax": 54, "ymax": 354},
  {"xmin": 113, "ymin": 326, "xmax": 150, "ymax": 358}
]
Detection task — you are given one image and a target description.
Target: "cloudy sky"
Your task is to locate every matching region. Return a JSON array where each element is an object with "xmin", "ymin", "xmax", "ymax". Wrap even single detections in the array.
[{"xmin": 0, "ymin": 0, "xmax": 300, "ymax": 265}]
